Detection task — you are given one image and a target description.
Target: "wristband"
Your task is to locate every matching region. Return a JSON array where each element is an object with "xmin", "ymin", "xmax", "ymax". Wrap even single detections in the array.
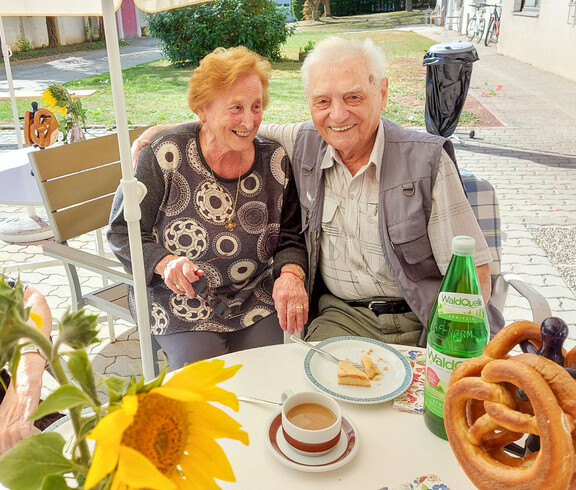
[
  {"xmin": 280, "ymin": 270, "xmax": 305, "ymax": 282},
  {"xmin": 20, "ymin": 344, "xmax": 48, "ymax": 368}
]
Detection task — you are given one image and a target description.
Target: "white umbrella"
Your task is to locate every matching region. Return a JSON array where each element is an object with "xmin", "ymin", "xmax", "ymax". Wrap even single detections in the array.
[{"xmin": 0, "ymin": 0, "xmax": 210, "ymax": 380}]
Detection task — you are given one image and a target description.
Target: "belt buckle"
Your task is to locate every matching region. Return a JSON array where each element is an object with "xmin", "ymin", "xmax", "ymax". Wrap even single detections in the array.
[{"xmin": 367, "ymin": 300, "xmax": 388, "ymax": 311}]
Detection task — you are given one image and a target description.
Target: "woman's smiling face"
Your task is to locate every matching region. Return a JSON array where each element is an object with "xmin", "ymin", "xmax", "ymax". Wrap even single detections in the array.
[{"xmin": 198, "ymin": 73, "xmax": 264, "ymax": 154}]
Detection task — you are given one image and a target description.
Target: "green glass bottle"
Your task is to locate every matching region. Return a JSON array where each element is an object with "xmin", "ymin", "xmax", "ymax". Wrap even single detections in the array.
[{"xmin": 424, "ymin": 235, "xmax": 489, "ymax": 439}]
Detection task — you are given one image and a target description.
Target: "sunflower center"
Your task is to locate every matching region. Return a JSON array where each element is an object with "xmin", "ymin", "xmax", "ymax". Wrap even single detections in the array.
[{"xmin": 121, "ymin": 392, "xmax": 189, "ymax": 475}]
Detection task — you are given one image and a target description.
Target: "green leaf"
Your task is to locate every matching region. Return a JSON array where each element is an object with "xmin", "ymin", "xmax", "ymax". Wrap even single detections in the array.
[
  {"xmin": 41, "ymin": 474, "xmax": 69, "ymax": 490},
  {"xmin": 66, "ymin": 350, "xmax": 99, "ymax": 403},
  {"xmin": 57, "ymin": 309, "xmax": 100, "ymax": 350},
  {"xmin": 0, "ymin": 433, "xmax": 74, "ymax": 490},
  {"xmin": 99, "ymin": 375, "xmax": 127, "ymax": 405},
  {"xmin": 29, "ymin": 385, "xmax": 92, "ymax": 421},
  {"xmin": 77, "ymin": 414, "xmax": 98, "ymax": 440}
]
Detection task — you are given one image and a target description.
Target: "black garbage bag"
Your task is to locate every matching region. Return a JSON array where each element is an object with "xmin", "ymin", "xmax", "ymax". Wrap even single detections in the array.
[{"xmin": 423, "ymin": 41, "xmax": 479, "ymax": 138}]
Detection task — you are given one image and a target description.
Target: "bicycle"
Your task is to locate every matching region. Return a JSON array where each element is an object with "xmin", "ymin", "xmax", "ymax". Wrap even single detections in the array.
[
  {"xmin": 485, "ymin": 3, "xmax": 502, "ymax": 46},
  {"xmin": 466, "ymin": 3, "xmax": 487, "ymax": 43}
]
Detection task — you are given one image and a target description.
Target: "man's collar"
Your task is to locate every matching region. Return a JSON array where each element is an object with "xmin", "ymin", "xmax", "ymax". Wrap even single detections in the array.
[{"xmin": 321, "ymin": 120, "xmax": 385, "ymax": 182}]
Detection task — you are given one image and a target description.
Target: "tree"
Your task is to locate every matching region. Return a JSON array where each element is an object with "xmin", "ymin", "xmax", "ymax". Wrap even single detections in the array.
[
  {"xmin": 406, "ymin": 0, "xmax": 413, "ymax": 12},
  {"xmin": 306, "ymin": 0, "xmax": 331, "ymax": 21},
  {"xmin": 45, "ymin": 17, "xmax": 60, "ymax": 47}
]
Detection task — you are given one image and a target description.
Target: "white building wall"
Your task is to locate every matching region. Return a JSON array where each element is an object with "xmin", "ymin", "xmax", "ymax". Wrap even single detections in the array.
[
  {"xmin": 2, "ymin": 16, "xmax": 90, "ymax": 51},
  {"xmin": 498, "ymin": 0, "xmax": 576, "ymax": 82},
  {"xmin": 56, "ymin": 17, "xmax": 87, "ymax": 46},
  {"xmin": 3, "ymin": 17, "xmax": 47, "ymax": 50},
  {"xmin": 460, "ymin": 0, "xmax": 576, "ymax": 82}
]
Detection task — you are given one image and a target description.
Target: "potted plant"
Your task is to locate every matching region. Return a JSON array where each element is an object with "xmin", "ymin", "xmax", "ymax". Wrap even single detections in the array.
[{"xmin": 41, "ymin": 84, "xmax": 87, "ymax": 144}]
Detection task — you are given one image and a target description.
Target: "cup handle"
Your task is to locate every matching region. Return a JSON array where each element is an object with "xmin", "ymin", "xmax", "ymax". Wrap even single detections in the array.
[{"xmin": 281, "ymin": 389, "xmax": 293, "ymax": 403}]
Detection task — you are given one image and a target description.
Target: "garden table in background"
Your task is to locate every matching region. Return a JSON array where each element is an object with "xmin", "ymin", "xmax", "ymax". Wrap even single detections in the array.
[{"xmin": 0, "ymin": 146, "xmax": 53, "ymax": 244}]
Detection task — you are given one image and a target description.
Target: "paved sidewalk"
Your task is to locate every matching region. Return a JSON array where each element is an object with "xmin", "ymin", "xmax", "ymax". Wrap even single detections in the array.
[
  {"xmin": 415, "ymin": 25, "xmax": 576, "ymax": 344},
  {"xmin": 0, "ymin": 28, "xmax": 575, "ymax": 387}
]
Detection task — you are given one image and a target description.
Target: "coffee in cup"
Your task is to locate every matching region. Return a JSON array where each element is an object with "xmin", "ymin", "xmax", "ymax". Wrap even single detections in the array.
[
  {"xmin": 281, "ymin": 390, "xmax": 342, "ymax": 456},
  {"xmin": 286, "ymin": 402, "xmax": 337, "ymax": 430}
]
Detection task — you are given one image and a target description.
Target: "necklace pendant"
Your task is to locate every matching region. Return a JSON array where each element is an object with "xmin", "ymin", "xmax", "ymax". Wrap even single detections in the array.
[{"xmin": 225, "ymin": 220, "xmax": 236, "ymax": 231}]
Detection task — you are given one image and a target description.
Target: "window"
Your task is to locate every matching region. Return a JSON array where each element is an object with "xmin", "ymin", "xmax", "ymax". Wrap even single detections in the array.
[
  {"xmin": 513, "ymin": 0, "xmax": 540, "ymax": 15},
  {"xmin": 522, "ymin": 0, "xmax": 540, "ymax": 10}
]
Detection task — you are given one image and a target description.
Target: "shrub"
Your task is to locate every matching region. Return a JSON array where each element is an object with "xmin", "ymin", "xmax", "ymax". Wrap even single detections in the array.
[
  {"xmin": 148, "ymin": 0, "xmax": 294, "ymax": 66},
  {"xmin": 16, "ymin": 34, "xmax": 34, "ymax": 52}
]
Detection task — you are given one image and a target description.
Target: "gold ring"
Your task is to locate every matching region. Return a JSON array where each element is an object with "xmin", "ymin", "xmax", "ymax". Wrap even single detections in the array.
[
  {"xmin": 176, "ymin": 283, "xmax": 182, "ymax": 289},
  {"xmin": 295, "ymin": 305, "xmax": 304, "ymax": 310}
]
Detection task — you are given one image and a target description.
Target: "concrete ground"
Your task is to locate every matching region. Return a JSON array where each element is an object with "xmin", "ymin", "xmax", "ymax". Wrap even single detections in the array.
[{"xmin": 0, "ymin": 27, "xmax": 575, "ymax": 389}]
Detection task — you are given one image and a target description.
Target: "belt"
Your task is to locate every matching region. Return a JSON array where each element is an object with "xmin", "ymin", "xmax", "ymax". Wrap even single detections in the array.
[{"xmin": 346, "ymin": 298, "xmax": 412, "ymax": 315}]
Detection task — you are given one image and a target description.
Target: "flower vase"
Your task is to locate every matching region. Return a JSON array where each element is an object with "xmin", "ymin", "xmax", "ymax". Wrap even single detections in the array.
[{"xmin": 68, "ymin": 123, "xmax": 86, "ymax": 144}]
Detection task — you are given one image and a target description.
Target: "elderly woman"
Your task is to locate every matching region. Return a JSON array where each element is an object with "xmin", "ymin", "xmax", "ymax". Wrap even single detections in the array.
[{"xmin": 108, "ymin": 46, "xmax": 308, "ymax": 368}]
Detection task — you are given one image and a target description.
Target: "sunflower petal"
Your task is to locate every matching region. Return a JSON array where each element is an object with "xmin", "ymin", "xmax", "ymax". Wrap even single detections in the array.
[
  {"xmin": 28, "ymin": 311, "xmax": 43, "ymax": 330},
  {"xmin": 180, "ymin": 437, "xmax": 237, "ymax": 485},
  {"xmin": 188, "ymin": 403, "xmax": 249, "ymax": 446},
  {"xmin": 150, "ymin": 386, "xmax": 204, "ymax": 403},
  {"xmin": 114, "ymin": 446, "xmax": 177, "ymax": 490},
  {"xmin": 84, "ymin": 397, "xmax": 138, "ymax": 489},
  {"xmin": 166, "ymin": 360, "xmax": 241, "ymax": 410}
]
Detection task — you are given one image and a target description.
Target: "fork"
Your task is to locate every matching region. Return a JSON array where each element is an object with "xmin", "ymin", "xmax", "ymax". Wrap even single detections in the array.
[{"xmin": 290, "ymin": 335, "xmax": 363, "ymax": 369}]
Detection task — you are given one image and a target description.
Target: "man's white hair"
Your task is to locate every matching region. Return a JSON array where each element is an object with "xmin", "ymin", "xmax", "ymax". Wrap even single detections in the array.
[{"xmin": 301, "ymin": 36, "xmax": 387, "ymax": 94}]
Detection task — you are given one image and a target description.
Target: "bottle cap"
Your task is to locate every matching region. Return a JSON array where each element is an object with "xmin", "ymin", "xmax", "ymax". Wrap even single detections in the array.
[{"xmin": 452, "ymin": 235, "xmax": 475, "ymax": 256}]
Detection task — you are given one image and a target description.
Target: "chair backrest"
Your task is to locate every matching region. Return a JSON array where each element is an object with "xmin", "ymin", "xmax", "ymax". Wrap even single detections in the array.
[
  {"xmin": 460, "ymin": 170, "xmax": 502, "ymax": 277},
  {"xmin": 29, "ymin": 127, "xmax": 148, "ymax": 243}
]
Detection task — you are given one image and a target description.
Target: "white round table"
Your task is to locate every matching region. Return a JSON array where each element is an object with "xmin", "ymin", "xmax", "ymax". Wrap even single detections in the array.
[
  {"xmin": 213, "ymin": 343, "xmax": 474, "ymax": 489},
  {"xmin": 0, "ymin": 146, "xmax": 53, "ymax": 243}
]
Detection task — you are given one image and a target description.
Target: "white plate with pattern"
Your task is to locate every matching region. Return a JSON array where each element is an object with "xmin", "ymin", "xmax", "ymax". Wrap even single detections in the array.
[{"xmin": 303, "ymin": 336, "xmax": 412, "ymax": 404}]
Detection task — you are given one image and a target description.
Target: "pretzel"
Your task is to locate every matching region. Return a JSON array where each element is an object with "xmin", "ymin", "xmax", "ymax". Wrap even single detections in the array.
[
  {"xmin": 483, "ymin": 319, "xmax": 542, "ymax": 358},
  {"xmin": 565, "ymin": 347, "xmax": 576, "ymax": 369},
  {"xmin": 24, "ymin": 108, "xmax": 59, "ymax": 148},
  {"xmin": 445, "ymin": 353, "xmax": 576, "ymax": 489}
]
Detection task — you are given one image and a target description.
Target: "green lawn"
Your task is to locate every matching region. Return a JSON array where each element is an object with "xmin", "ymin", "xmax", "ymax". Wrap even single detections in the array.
[{"xmin": 0, "ymin": 11, "xmax": 479, "ymax": 128}]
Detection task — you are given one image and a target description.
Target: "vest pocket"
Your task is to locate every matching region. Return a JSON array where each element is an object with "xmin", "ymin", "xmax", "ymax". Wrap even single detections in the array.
[{"xmin": 388, "ymin": 213, "xmax": 440, "ymax": 282}]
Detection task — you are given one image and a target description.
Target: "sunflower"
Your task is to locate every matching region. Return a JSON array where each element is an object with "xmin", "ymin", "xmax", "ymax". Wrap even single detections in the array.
[
  {"xmin": 41, "ymin": 86, "xmax": 68, "ymax": 117},
  {"xmin": 85, "ymin": 359, "xmax": 249, "ymax": 490}
]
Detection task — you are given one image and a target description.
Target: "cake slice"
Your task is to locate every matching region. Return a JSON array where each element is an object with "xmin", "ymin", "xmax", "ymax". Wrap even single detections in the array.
[
  {"xmin": 361, "ymin": 356, "xmax": 381, "ymax": 380},
  {"xmin": 337, "ymin": 361, "xmax": 370, "ymax": 387}
]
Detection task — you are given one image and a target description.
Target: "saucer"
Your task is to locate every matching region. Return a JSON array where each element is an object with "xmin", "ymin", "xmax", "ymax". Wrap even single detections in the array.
[{"xmin": 265, "ymin": 411, "xmax": 359, "ymax": 472}]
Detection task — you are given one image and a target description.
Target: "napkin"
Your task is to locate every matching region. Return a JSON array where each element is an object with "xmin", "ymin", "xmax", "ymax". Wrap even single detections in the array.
[
  {"xmin": 379, "ymin": 473, "xmax": 451, "ymax": 490},
  {"xmin": 393, "ymin": 348, "xmax": 426, "ymax": 414}
]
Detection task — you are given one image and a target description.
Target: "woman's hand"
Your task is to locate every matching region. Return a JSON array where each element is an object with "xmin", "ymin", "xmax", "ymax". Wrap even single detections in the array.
[
  {"xmin": 272, "ymin": 267, "xmax": 308, "ymax": 335},
  {"xmin": 157, "ymin": 255, "xmax": 204, "ymax": 298},
  {"xmin": 131, "ymin": 124, "xmax": 177, "ymax": 169}
]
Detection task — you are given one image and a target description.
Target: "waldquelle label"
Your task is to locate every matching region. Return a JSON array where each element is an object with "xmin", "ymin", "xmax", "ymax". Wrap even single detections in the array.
[
  {"xmin": 437, "ymin": 292, "xmax": 485, "ymax": 322},
  {"xmin": 425, "ymin": 345, "xmax": 466, "ymax": 418}
]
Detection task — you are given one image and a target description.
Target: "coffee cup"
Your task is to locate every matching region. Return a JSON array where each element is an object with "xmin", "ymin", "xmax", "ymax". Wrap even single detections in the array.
[{"xmin": 280, "ymin": 389, "xmax": 342, "ymax": 456}]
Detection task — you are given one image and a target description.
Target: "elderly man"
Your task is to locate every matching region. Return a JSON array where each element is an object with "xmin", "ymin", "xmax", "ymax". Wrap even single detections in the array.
[
  {"xmin": 258, "ymin": 36, "xmax": 493, "ymax": 345},
  {"xmin": 132, "ymin": 36, "xmax": 493, "ymax": 346}
]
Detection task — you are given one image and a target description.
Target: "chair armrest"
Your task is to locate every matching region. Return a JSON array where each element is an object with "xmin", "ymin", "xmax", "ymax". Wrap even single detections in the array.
[
  {"xmin": 42, "ymin": 242, "xmax": 134, "ymax": 285},
  {"xmin": 492, "ymin": 273, "xmax": 552, "ymax": 325}
]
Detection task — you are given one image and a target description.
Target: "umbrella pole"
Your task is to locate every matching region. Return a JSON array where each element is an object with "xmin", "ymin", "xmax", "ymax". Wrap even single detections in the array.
[
  {"xmin": 101, "ymin": 0, "xmax": 155, "ymax": 380},
  {"xmin": 0, "ymin": 16, "xmax": 23, "ymax": 149}
]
